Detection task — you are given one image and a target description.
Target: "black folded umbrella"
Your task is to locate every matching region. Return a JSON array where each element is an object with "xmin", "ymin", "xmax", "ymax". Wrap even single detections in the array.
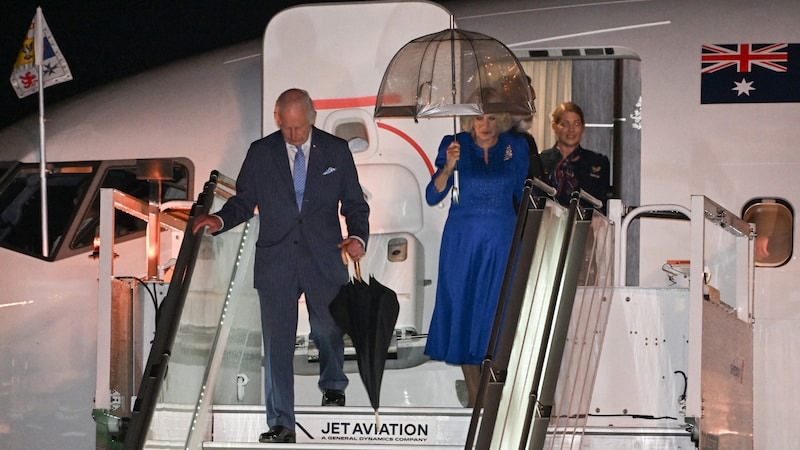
[{"xmin": 330, "ymin": 254, "xmax": 399, "ymax": 421}]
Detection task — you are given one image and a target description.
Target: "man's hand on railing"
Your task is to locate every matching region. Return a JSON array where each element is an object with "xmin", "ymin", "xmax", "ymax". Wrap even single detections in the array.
[{"xmin": 191, "ymin": 213, "xmax": 222, "ymax": 235}]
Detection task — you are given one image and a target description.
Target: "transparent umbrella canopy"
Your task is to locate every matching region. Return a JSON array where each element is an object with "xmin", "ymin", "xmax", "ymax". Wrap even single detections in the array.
[{"xmin": 375, "ymin": 27, "xmax": 533, "ymax": 203}]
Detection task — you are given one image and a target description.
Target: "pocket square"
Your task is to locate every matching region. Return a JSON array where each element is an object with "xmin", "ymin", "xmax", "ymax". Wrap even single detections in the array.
[{"xmin": 323, "ymin": 167, "xmax": 337, "ymax": 175}]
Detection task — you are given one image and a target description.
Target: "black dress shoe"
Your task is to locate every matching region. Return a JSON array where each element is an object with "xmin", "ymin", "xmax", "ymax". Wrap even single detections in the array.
[
  {"xmin": 259, "ymin": 425, "xmax": 296, "ymax": 443},
  {"xmin": 321, "ymin": 389, "xmax": 346, "ymax": 406}
]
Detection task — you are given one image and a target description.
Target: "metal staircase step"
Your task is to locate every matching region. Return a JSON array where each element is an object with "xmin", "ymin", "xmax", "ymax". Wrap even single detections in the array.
[{"xmin": 202, "ymin": 405, "xmax": 471, "ymax": 449}]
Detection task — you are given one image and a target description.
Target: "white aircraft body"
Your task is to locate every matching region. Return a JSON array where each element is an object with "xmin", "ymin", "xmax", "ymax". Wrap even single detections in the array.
[{"xmin": 0, "ymin": 1, "xmax": 797, "ymax": 448}]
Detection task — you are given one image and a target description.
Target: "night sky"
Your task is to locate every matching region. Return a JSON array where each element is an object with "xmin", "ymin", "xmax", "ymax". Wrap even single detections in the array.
[{"xmin": 0, "ymin": 1, "xmax": 346, "ymax": 131}]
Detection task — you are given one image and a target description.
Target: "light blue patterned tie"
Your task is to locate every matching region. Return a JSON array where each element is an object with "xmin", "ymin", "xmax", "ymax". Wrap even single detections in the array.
[{"xmin": 293, "ymin": 145, "xmax": 306, "ymax": 211}]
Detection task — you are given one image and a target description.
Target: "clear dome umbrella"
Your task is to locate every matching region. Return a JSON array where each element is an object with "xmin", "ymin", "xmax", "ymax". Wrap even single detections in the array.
[{"xmin": 374, "ymin": 24, "xmax": 533, "ymax": 203}]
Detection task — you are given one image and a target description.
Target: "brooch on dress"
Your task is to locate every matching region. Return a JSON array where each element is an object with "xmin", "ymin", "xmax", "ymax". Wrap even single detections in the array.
[{"xmin": 504, "ymin": 145, "xmax": 513, "ymax": 161}]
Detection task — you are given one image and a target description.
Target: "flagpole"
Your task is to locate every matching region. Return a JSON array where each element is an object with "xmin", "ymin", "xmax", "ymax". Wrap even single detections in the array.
[
  {"xmin": 34, "ymin": 6, "xmax": 49, "ymax": 257},
  {"xmin": 11, "ymin": 7, "xmax": 73, "ymax": 256},
  {"xmin": 38, "ymin": 64, "xmax": 49, "ymax": 257}
]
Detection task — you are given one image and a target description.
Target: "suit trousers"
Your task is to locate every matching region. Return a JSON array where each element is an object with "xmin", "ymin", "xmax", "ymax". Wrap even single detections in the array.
[{"xmin": 257, "ymin": 246, "xmax": 348, "ymax": 429}]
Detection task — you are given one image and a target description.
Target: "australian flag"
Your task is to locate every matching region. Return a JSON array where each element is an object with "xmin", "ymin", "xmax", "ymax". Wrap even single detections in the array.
[{"xmin": 701, "ymin": 43, "xmax": 800, "ymax": 104}]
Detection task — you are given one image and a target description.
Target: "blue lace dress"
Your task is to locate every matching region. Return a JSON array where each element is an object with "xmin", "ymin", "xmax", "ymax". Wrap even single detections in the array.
[{"xmin": 424, "ymin": 131, "xmax": 529, "ymax": 365}]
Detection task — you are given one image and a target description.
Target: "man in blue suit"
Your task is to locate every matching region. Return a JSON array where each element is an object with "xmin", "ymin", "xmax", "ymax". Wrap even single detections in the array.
[{"xmin": 192, "ymin": 88, "xmax": 369, "ymax": 444}]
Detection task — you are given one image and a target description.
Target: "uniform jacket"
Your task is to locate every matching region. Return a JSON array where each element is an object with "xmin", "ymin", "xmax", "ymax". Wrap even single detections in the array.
[{"xmin": 540, "ymin": 144, "xmax": 610, "ymax": 210}]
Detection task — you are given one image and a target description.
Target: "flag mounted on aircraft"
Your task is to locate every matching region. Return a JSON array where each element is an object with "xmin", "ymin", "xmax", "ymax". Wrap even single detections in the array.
[
  {"xmin": 701, "ymin": 43, "xmax": 800, "ymax": 104},
  {"xmin": 10, "ymin": 8, "xmax": 73, "ymax": 99}
]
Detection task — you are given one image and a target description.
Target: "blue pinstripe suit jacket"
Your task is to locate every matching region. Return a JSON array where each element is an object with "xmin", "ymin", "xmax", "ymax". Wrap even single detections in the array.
[{"xmin": 214, "ymin": 127, "xmax": 370, "ymax": 289}]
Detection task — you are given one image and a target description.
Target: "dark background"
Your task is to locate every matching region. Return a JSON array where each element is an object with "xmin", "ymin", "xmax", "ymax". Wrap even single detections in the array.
[{"xmin": 0, "ymin": 1, "xmax": 346, "ymax": 131}]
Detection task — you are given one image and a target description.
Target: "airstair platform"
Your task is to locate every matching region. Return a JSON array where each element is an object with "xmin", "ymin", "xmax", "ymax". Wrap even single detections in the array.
[{"xmin": 145, "ymin": 405, "xmax": 470, "ymax": 449}]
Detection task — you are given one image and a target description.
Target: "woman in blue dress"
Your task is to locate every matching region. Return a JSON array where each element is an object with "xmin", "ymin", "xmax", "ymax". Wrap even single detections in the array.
[{"xmin": 424, "ymin": 109, "xmax": 529, "ymax": 407}]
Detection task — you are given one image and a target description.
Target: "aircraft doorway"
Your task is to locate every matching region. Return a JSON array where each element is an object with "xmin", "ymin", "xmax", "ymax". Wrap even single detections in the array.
[{"xmin": 516, "ymin": 48, "xmax": 642, "ymax": 281}]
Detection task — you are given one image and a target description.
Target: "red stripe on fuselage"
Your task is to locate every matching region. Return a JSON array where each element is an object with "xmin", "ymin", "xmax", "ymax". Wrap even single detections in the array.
[
  {"xmin": 313, "ymin": 96, "xmax": 376, "ymax": 109},
  {"xmin": 312, "ymin": 97, "xmax": 434, "ymax": 176},
  {"xmin": 376, "ymin": 122, "xmax": 434, "ymax": 176}
]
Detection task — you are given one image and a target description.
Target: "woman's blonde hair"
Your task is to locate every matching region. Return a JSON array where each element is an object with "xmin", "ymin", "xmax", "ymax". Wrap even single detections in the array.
[
  {"xmin": 551, "ymin": 101, "xmax": 585, "ymax": 125},
  {"xmin": 459, "ymin": 88, "xmax": 513, "ymax": 133}
]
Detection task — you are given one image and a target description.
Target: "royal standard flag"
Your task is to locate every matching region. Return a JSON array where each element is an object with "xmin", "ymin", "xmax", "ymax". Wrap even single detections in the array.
[
  {"xmin": 701, "ymin": 43, "xmax": 800, "ymax": 104},
  {"xmin": 10, "ymin": 8, "xmax": 73, "ymax": 99}
]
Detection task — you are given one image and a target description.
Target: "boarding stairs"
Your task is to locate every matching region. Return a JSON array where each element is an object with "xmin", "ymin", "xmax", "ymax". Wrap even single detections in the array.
[{"xmin": 95, "ymin": 173, "xmax": 753, "ymax": 449}]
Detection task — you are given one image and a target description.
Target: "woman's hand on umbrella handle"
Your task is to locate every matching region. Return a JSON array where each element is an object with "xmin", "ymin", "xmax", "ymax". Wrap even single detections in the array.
[{"xmin": 444, "ymin": 141, "xmax": 460, "ymax": 173}]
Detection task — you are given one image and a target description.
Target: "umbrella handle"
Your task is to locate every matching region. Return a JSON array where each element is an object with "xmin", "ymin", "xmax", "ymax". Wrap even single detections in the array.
[
  {"xmin": 452, "ymin": 168, "xmax": 460, "ymax": 204},
  {"xmin": 340, "ymin": 247, "xmax": 362, "ymax": 282},
  {"xmin": 450, "ymin": 122, "xmax": 459, "ymax": 204}
]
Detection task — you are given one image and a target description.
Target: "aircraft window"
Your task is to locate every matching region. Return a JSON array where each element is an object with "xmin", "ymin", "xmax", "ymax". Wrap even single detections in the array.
[
  {"xmin": 742, "ymin": 198, "xmax": 794, "ymax": 267},
  {"xmin": 334, "ymin": 121, "xmax": 369, "ymax": 153},
  {"xmin": 0, "ymin": 165, "xmax": 94, "ymax": 257},
  {"xmin": 0, "ymin": 161, "xmax": 17, "ymax": 184},
  {"xmin": 70, "ymin": 163, "xmax": 190, "ymax": 250},
  {"xmin": 0, "ymin": 160, "xmax": 191, "ymax": 261}
]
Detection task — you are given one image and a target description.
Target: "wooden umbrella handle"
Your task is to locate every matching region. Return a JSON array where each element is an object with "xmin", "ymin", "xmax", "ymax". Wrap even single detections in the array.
[{"xmin": 340, "ymin": 247, "xmax": 362, "ymax": 281}]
